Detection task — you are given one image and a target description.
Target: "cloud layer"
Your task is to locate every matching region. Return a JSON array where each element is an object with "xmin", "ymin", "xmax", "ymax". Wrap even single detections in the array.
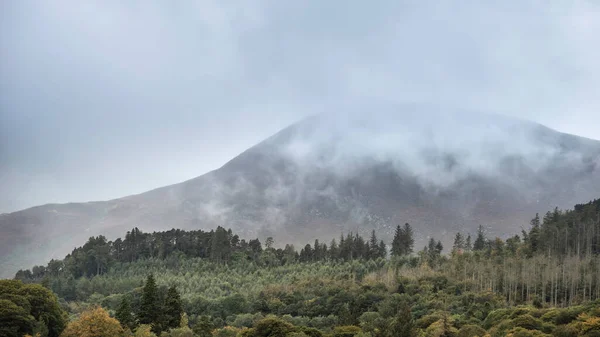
[{"xmin": 1, "ymin": 1, "xmax": 599, "ymax": 213}]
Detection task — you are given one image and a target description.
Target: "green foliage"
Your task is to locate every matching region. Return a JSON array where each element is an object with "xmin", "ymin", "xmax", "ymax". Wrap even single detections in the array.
[
  {"xmin": 457, "ymin": 324, "xmax": 486, "ymax": 337},
  {"xmin": 392, "ymin": 223, "xmax": 415, "ymax": 257},
  {"xmin": 159, "ymin": 326, "xmax": 194, "ymax": 337},
  {"xmin": 9, "ymin": 200, "xmax": 600, "ymax": 337},
  {"xmin": 164, "ymin": 286, "xmax": 183, "ymax": 329},
  {"xmin": 332, "ymin": 325, "xmax": 362, "ymax": 337},
  {"xmin": 512, "ymin": 314, "xmax": 543, "ymax": 331},
  {"xmin": 551, "ymin": 324, "xmax": 578, "ymax": 337},
  {"xmin": 134, "ymin": 324, "xmax": 158, "ymax": 337},
  {"xmin": 0, "ymin": 279, "xmax": 67, "ymax": 337},
  {"xmin": 389, "ymin": 304, "xmax": 415, "ymax": 337},
  {"xmin": 116, "ymin": 296, "xmax": 137, "ymax": 331},
  {"xmin": 139, "ymin": 274, "xmax": 161, "ymax": 331},
  {"xmin": 250, "ymin": 317, "xmax": 296, "ymax": 337},
  {"xmin": 192, "ymin": 315, "xmax": 213, "ymax": 337},
  {"xmin": 0, "ymin": 299, "xmax": 34, "ymax": 337}
]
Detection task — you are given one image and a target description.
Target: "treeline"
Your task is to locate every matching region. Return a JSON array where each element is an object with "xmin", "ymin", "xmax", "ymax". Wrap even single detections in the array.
[
  {"xmin": 14, "ymin": 200, "xmax": 600, "ymax": 308},
  {"xmin": 15, "ymin": 225, "xmax": 406, "ymax": 282},
  {"xmin": 4, "ymin": 199, "xmax": 600, "ymax": 336}
]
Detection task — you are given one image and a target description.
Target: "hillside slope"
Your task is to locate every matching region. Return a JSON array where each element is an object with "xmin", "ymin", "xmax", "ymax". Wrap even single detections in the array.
[{"xmin": 2, "ymin": 106, "xmax": 600, "ymax": 277}]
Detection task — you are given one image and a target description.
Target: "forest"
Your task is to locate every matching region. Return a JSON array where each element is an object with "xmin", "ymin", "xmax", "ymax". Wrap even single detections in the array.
[{"xmin": 2, "ymin": 199, "xmax": 600, "ymax": 337}]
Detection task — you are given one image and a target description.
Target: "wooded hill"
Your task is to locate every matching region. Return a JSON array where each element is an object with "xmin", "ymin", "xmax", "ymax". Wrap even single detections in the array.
[{"xmin": 8, "ymin": 199, "xmax": 600, "ymax": 336}]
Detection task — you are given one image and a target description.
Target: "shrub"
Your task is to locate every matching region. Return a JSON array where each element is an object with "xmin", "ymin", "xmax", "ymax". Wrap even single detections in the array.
[
  {"xmin": 457, "ymin": 324, "xmax": 486, "ymax": 337},
  {"xmin": 332, "ymin": 325, "xmax": 362, "ymax": 337},
  {"xmin": 251, "ymin": 317, "xmax": 295, "ymax": 337},
  {"xmin": 555, "ymin": 309, "xmax": 584, "ymax": 325},
  {"xmin": 551, "ymin": 324, "xmax": 578, "ymax": 337},
  {"xmin": 505, "ymin": 327, "xmax": 550, "ymax": 337},
  {"xmin": 512, "ymin": 315, "xmax": 543, "ymax": 331}
]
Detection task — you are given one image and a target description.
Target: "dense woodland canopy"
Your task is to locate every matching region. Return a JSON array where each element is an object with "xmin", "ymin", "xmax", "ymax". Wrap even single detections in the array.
[{"xmin": 3, "ymin": 199, "xmax": 600, "ymax": 336}]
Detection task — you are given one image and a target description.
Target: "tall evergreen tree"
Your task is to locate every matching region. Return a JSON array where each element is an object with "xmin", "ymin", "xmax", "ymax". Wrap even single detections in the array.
[
  {"xmin": 378, "ymin": 240, "xmax": 387, "ymax": 259},
  {"xmin": 164, "ymin": 286, "xmax": 183, "ymax": 329},
  {"xmin": 210, "ymin": 226, "xmax": 231, "ymax": 263},
  {"xmin": 452, "ymin": 233, "xmax": 464, "ymax": 253},
  {"xmin": 465, "ymin": 234, "xmax": 472, "ymax": 252},
  {"xmin": 435, "ymin": 241, "xmax": 443, "ymax": 255},
  {"xmin": 473, "ymin": 225, "xmax": 487, "ymax": 251},
  {"xmin": 369, "ymin": 230, "xmax": 379, "ymax": 259},
  {"xmin": 391, "ymin": 225, "xmax": 403, "ymax": 257},
  {"xmin": 329, "ymin": 239, "xmax": 339, "ymax": 260},
  {"xmin": 528, "ymin": 213, "xmax": 541, "ymax": 255},
  {"xmin": 401, "ymin": 223, "xmax": 415, "ymax": 255},
  {"xmin": 115, "ymin": 296, "xmax": 137, "ymax": 331},
  {"xmin": 138, "ymin": 274, "xmax": 160, "ymax": 327}
]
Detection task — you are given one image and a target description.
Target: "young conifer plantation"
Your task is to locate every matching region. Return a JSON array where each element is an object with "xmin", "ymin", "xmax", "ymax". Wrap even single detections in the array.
[{"xmin": 3, "ymin": 199, "xmax": 599, "ymax": 337}]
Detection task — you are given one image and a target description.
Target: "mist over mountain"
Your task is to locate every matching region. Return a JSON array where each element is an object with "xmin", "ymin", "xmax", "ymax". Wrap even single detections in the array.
[{"xmin": 2, "ymin": 105, "xmax": 599, "ymax": 278}]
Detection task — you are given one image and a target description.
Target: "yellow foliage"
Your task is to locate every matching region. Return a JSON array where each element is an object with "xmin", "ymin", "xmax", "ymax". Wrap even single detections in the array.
[
  {"xmin": 212, "ymin": 326, "xmax": 240, "ymax": 337},
  {"xmin": 578, "ymin": 313, "xmax": 600, "ymax": 335},
  {"xmin": 134, "ymin": 324, "xmax": 157, "ymax": 337},
  {"xmin": 424, "ymin": 319, "xmax": 458, "ymax": 337},
  {"xmin": 60, "ymin": 306, "xmax": 125, "ymax": 337}
]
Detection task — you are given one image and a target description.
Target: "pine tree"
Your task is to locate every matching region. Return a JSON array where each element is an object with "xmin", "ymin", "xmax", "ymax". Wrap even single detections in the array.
[
  {"xmin": 401, "ymin": 223, "xmax": 414, "ymax": 255},
  {"xmin": 164, "ymin": 286, "xmax": 183, "ymax": 329},
  {"xmin": 115, "ymin": 296, "xmax": 137, "ymax": 331},
  {"xmin": 210, "ymin": 227, "xmax": 231, "ymax": 263},
  {"xmin": 139, "ymin": 274, "xmax": 160, "ymax": 327},
  {"xmin": 435, "ymin": 241, "xmax": 443, "ymax": 255},
  {"xmin": 378, "ymin": 240, "xmax": 387, "ymax": 259},
  {"xmin": 265, "ymin": 237, "xmax": 274, "ymax": 250},
  {"xmin": 473, "ymin": 225, "xmax": 486, "ymax": 251},
  {"xmin": 391, "ymin": 225, "xmax": 403, "ymax": 257},
  {"xmin": 314, "ymin": 239, "xmax": 321, "ymax": 261},
  {"xmin": 529, "ymin": 213, "xmax": 541, "ymax": 255},
  {"xmin": 452, "ymin": 233, "xmax": 464, "ymax": 253},
  {"xmin": 329, "ymin": 239, "xmax": 338, "ymax": 260},
  {"xmin": 369, "ymin": 230, "xmax": 379, "ymax": 259}
]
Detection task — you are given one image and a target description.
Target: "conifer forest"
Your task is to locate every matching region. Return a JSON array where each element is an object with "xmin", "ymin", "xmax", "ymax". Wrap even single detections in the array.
[{"xmin": 1, "ymin": 199, "xmax": 599, "ymax": 336}]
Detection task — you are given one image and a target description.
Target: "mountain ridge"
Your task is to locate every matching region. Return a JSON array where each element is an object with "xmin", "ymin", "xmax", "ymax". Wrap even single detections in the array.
[{"xmin": 2, "ymin": 108, "xmax": 600, "ymax": 278}]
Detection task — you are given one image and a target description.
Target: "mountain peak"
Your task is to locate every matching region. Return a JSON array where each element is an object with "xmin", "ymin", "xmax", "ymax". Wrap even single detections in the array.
[{"xmin": 1, "ymin": 108, "xmax": 599, "ymax": 278}]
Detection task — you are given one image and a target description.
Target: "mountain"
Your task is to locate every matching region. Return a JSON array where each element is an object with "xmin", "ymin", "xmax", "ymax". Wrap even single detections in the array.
[{"xmin": 2, "ymin": 105, "xmax": 600, "ymax": 278}]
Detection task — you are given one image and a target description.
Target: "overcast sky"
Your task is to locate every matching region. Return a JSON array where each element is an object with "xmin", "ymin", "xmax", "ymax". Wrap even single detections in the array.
[{"xmin": 1, "ymin": 1, "xmax": 599, "ymax": 213}]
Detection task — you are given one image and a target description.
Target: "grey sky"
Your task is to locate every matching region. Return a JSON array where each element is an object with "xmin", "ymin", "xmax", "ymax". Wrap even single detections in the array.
[{"xmin": 1, "ymin": 1, "xmax": 599, "ymax": 213}]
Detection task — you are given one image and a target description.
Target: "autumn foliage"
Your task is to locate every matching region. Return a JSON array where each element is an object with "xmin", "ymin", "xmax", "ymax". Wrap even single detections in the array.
[{"xmin": 60, "ymin": 307, "xmax": 124, "ymax": 337}]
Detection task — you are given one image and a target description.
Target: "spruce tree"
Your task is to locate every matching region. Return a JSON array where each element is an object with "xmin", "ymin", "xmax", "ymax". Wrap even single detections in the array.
[
  {"xmin": 452, "ymin": 233, "xmax": 464, "ymax": 253},
  {"xmin": 401, "ymin": 223, "xmax": 414, "ymax": 255},
  {"xmin": 391, "ymin": 225, "xmax": 403, "ymax": 257},
  {"xmin": 369, "ymin": 230, "xmax": 379, "ymax": 259},
  {"xmin": 378, "ymin": 240, "xmax": 387, "ymax": 259},
  {"xmin": 528, "ymin": 213, "xmax": 541, "ymax": 254},
  {"xmin": 329, "ymin": 239, "xmax": 339, "ymax": 260},
  {"xmin": 473, "ymin": 225, "xmax": 486, "ymax": 251},
  {"xmin": 164, "ymin": 286, "xmax": 183, "ymax": 329},
  {"xmin": 115, "ymin": 296, "xmax": 137, "ymax": 331},
  {"xmin": 139, "ymin": 274, "xmax": 160, "ymax": 326},
  {"xmin": 435, "ymin": 240, "xmax": 443, "ymax": 255}
]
